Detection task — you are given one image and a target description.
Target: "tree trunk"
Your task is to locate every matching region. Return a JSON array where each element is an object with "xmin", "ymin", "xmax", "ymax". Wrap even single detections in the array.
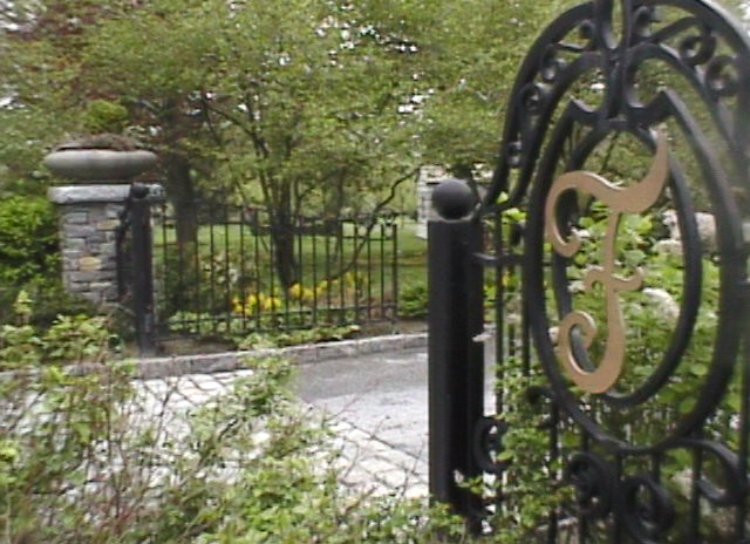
[
  {"xmin": 271, "ymin": 212, "xmax": 299, "ymax": 289},
  {"xmin": 163, "ymin": 153, "xmax": 198, "ymax": 249}
]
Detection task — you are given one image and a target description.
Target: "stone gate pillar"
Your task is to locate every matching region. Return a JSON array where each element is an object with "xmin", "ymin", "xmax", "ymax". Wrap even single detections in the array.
[
  {"xmin": 48, "ymin": 185, "xmax": 133, "ymax": 307},
  {"xmin": 44, "ymin": 143, "xmax": 159, "ymax": 309}
]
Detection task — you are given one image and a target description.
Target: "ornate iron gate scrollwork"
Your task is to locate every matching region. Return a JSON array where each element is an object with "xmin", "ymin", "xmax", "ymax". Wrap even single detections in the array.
[{"xmin": 429, "ymin": 0, "xmax": 750, "ymax": 541}]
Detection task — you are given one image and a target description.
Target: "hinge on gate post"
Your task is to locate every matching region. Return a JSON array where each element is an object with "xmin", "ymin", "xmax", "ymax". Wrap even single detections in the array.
[{"xmin": 470, "ymin": 252, "xmax": 522, "ymax": 268}]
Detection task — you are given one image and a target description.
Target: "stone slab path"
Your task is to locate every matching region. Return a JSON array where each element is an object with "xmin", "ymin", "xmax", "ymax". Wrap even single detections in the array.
[
  {"xmin": 131, "ymin": 346, "xmax": 433, "ymax": 498},
  {"xmin": 130, "ymin": 336, "xmax": 497, "ymax": 498},
  {"xmin": 296, "ymin": 348, "xmax": 431, "ymax": 497}
]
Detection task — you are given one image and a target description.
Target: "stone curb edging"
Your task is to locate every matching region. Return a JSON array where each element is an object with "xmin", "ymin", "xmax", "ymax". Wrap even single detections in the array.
[
  {"xmin": 132, "ymin": 333, "xmax": 427, "ymax": 380},
  {"xmin": 57, "ymin": 333, "xmax": 424, "ymax": 381},
  {"xmin": 0, "ymin": 333, "xmax": 428, "ymax": 383}
]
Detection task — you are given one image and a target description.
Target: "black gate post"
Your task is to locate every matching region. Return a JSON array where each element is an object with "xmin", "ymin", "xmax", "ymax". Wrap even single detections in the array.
[
  {"xmin": 129, "ymin": 183, "xmax": 157, "ymax": 356},
  {"xmin": 428, "ymin": 180, "xmax": 484, "ymax": 531}
]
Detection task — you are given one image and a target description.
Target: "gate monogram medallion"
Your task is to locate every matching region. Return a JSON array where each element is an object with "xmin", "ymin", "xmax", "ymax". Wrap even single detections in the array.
[{"xmin": 545, "ymin": 136, "xmax": 670, "ymax": 394}]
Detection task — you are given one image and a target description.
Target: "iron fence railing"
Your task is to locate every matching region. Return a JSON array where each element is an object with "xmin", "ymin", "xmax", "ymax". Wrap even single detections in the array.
[{"xmin": 153, "ymin": 203, "xmax": 400, "ymax": 339}]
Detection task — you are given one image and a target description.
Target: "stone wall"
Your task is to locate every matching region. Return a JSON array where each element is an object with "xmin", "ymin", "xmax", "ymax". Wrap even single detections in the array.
[{"xmin": 61, "ymin": 202, "xmax": 124, "ymax": 304}]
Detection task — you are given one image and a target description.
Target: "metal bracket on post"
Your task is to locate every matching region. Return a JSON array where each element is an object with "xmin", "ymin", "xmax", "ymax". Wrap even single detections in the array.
[
  {"xmin": 129, "ymin": 183, "xmax": 157, "ymax": 356},
  {"xmin": 428, "ymin": 180, "xmax": 484, "ymax": 532}
]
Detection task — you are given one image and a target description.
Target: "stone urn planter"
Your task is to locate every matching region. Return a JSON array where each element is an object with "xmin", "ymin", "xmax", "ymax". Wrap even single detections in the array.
[{"xmin": 44, "ymin": 135, "xmax": 156, "ymax": 183}]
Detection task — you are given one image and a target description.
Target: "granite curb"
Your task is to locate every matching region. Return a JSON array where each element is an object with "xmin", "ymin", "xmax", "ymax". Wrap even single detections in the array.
[
  {"xmin": 108, "ymin": 333, "xmax": 427, "ymax": 380},
  {"xmin": 0, "ymin": 333, "xmax": 427, "ymax": 383},
  {"xmin": 132, "ymin": 332, "xmax": 427, "ymax": 380}
]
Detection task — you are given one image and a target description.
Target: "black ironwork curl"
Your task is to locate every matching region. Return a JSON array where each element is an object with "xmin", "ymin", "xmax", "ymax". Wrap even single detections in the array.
[
  {"xmin": 512, "ymin": 0, "xmax": 750, "ymax": 453},
  {"xmin": 705, "ymin": 55, "xmax": 739, "ymax": 98},
  {"xmin": 633, "ymin": 6, "xmax": 658, "ymax": 40},
  {"xmin": 675, "ymin": 21, "xmax": 716, "ymax": 66},
  {"xmin": 675, "ymin": 438, "xmax": 747, "ymax": 507},
  {"xmin": 541, "ymin": 46, "xmax": 565, "ymax": 83},
  {"xmin": 520, "ymin": 83, "xmax": 549, "ymax": 116},
  {"xmin": 485, "ymin": 0, "xmax": 750, "ymax": 212},
  {"xmin": 620, "ymin": 475, "xmax": 676, "ymax": 542},
  {"xmin": 472, "ymin": 417, "xmax": 506, "ymax": 475},
  {"xmin": 564, "ymin": 452, "xmax": 616, "ymax": 519},
  {"xmin": 478, "ymin": 0, "xmax": 750, "ymax": 540}
]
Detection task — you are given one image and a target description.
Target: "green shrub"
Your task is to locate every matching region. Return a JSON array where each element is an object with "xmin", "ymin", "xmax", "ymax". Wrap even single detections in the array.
[
  {"xmin": 0, "ymin": 276, "xmax": 97, "ymax": 330},
  {"xmin": 0, "ymin": 291, "xmax": 115, "ymax": 370},
  {"xmin": 1, "ymin": 350, "xmax": 467, "ymax": 543},
  {"xmin": 238, "ymin": 324, "xmax": 361, "ymax": 349},
  {"xmin": 82, "ymin": 99, "xmax": 129, "ymax": 134},
  {"xmin": 399, "ymin": 282, "xmax": 428, "ymax": 318},
  {"xmin": 0, "ymin": 196, "xmax": 59, "ymax": 286}
]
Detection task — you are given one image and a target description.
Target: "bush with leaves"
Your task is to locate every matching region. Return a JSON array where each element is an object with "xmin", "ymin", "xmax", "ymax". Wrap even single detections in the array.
[
  {"xmin": 1, "ymin": 358, "xmax": 467, "ymax": 543},
  {"xmin": 1, "ymin": 294, "xmax": 467, "ymax": 542},
  {"xmin": 0, "ymin": 291, "xmax": 115, "ymax": 371},
  {"xmin": 0, "ymin": 196, "xmax": 58, "ymax": 287},
  {"xmin": 399, "ymin": 282, "xmax": 429, "ymax": 319}
]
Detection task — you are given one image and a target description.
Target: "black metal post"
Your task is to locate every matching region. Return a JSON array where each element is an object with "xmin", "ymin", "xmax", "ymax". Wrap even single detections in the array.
[
  {"xmin": 129, "ymin": 183, "xmax": 157, "ymax": 356},
  {"xmin": 428, "ymin": 180, "xmax": 484, "ymax": 531}
]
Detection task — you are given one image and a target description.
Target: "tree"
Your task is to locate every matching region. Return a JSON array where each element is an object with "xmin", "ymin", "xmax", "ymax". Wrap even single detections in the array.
[
  {"xmin": 0, "ymin": 0, "xmax": 590, "ymax": 287},
  {"xmin": 0, "ymin": 0, "xmax": 154, "ymax": 195},
  {"xmin": 80, "ymin": 0, "xmax": 422, "ymax": 286},
  {"xmin": 341, "ymin": 0, "xmax": 577, "ymax": 182}
]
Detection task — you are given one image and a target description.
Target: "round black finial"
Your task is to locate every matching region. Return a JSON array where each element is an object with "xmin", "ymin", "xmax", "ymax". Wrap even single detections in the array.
[{"xmin": 432, "ymin": 179, "xmax": 476, "ymax": 220}]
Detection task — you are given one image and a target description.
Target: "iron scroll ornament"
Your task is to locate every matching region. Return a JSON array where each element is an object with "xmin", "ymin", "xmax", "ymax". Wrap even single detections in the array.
[
  {"xmin": 545, "ymin": 135, "xmax": 670, "ymax": 394},
  {"xmin": 467, "ymin": 0, "xmax": 750, "ymax": 540},
  {"xmin": 493, "ymin": 0, "xmax": 750, "ymax": 454}
]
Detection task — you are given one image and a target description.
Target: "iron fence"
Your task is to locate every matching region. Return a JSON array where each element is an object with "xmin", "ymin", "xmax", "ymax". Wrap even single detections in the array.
[{"xmin": 153, "ymin": 203, "xmax": 400, "ymax": 339}]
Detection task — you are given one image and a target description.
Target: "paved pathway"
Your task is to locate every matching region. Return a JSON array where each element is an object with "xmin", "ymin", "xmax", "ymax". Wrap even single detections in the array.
[
  {"xmin": 131, "ymin": 339, "xmax": 497, "ymax": 498},
  {"xmin": 131, "ymin": 347, "xmax": 434, "ymax": 497},
  {"xmin": 296, "ymin": 348, "xmax": 431, "ymax": 496}
]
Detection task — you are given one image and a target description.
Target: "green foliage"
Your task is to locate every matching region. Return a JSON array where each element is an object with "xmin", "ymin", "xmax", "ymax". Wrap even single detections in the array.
[
  {"xmin": 158, "ymin": 245, "xmax": 254, "ymax": 318},
  {"xmin": 477, "ymin": 360, "xmax": 572, "ymax": 540},
  {"xmin": 82, "ymin": 99, "xmax": 130, "ymax": 134},
  {"xmin": 43, "ymin": 314, "xmax": 114, "ymax": 364},
  {"xmin": 347, "ymin": 0, "xmax": 578, "ymax": 176},
  {"xmin": 159, "ymin": 359, "xmax": 467, "ymax": 544},
  {"xmin": 0, "ymin": 196, "xmax": 59, "ymax": 285},
  {"xmin": 12, "ymin": 276, "xmax": 97, "ymax": 329},
  {"xmin": 0, "ymin": 197, "xmax": 93, "ymax": 329},
  {"xmin": 399, "ymin": 282, "xmax": 428, "ymax": 319},
  {"xmin": 1, "ymin": 341, "xmax": 467, "ymax": 543},
  {"xmin": 0, "ymin": 291, "xmax": 115, "ymax": 370},
  {"xmin": 0, "ymin": 363, "xmax": 137, "ymax": 543},
  {"xmin": 238, "ymin": 324, "xmax": 361, "ymax": 350}
]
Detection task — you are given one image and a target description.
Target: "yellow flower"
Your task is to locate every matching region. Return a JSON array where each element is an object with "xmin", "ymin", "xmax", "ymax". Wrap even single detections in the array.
[
  {"xmin": 250, "ymin": 294, "xmax": 262, "ymax": 309},
  {"xmin": 262, "ymin": 296, "xmax": 282, "ymax": 312},
  {"xmin": 315, "ymin": 280, "xmax": 330, "ymax": 298},
  {"xmin": 288, "ymin": 283, "xmax": 304, "ymax": 301},
  {"xmin": 300, "ymin": 287, "xmax": 315, "ymax": 304}
]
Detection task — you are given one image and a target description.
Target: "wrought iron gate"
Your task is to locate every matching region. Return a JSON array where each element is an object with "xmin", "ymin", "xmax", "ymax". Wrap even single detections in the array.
[
  {"xmin": 428, "ymin": 0, "xmax": 750, "ymax": 541},
  {"xmin": 116, "ymin": 183, "xmax": 158, "ymax": 355}
]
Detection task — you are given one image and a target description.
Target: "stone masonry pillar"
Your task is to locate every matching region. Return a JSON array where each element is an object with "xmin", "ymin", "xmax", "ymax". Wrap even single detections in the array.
[
  {"xmin": 44, "ymin": 142, "xmax": 159, "ymax": 312},
  {"xmin": 48, "ymin": 185, "xmax": 132, "ymax": 308}
]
